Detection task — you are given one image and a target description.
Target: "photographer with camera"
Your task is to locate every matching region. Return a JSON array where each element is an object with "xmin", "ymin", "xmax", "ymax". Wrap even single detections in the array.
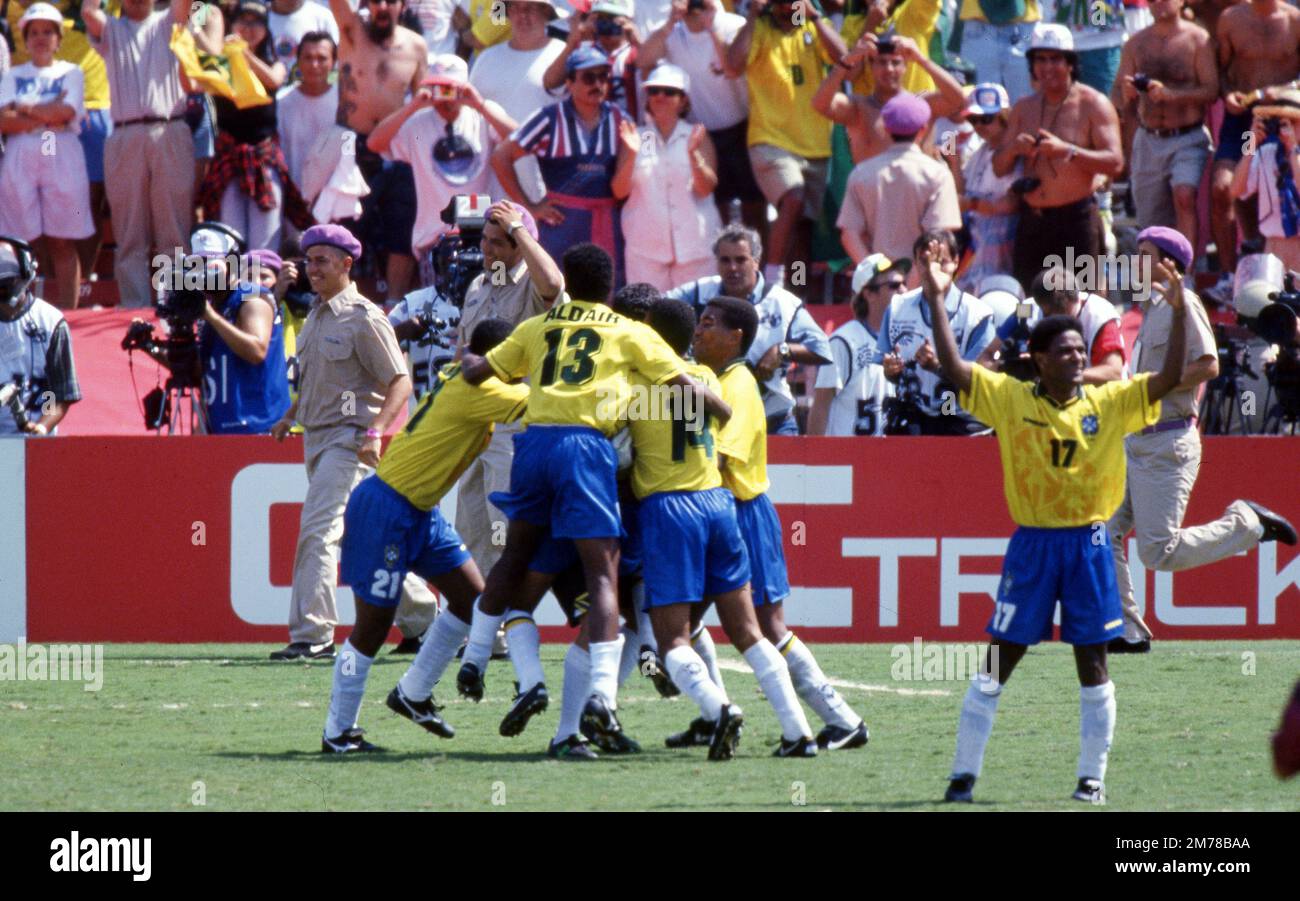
[
  {"xmin": 0, "ymin": 237, "xmax": 80, "ymax": 436},
  {"xmin": 1108, "ymin": 226, "xmax": 1297, "ymax": 654},
  {"xmin": 1231, "ymin": 91, "xmax": 1300, "ymax": 274},
  {"xmin": 977, "ymin": 267, "xmax": 1127, "ymax": 384}
]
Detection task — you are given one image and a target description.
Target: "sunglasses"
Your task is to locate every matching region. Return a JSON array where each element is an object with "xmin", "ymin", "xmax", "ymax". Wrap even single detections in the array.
[
  {"xmin": 576, "ymin": 69, "xmax": 611, "ymax": 85},
  {"xmin": 868, "ymin": 279, "xmax": 905, "ymax": 292},
  {"xmin": 368, "ymin": 0, "xmax": 401, "ymax": 5},
  {"xmin": 968, "ymin": 114, "xmax": 995, "ymax": 125},
  {"xmin": 646, "ymin": 86, "xmax": 683, "ymax": 97}
]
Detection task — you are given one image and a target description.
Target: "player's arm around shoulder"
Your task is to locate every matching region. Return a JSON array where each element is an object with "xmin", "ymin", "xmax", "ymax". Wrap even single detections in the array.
[{"xmin": 463, "ymin": 316, "xmax": 533, "ymax": 385}]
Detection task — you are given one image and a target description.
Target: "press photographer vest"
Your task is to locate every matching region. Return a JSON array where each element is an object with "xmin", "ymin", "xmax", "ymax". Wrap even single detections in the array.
[
  {"xmin": 825, "ymin": 319, "xmax": 891, "ymax": 436},
  {"xmin": 0, "ymin": 297, "xmax": 65, "ymax": 436},
  {"xmin": 880, "ymin": 285, "xmax": 995, "ymax": 417},
  {"xmin": 199, "ymin": 288, "xmax": 291, "ymax": 435}
]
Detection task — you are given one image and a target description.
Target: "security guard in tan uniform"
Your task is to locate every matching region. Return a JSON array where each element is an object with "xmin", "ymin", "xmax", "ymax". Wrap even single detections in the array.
[
  {"xmin": 269, "ymin": 224, "xmax": 435, "ymax": 660},
  {"xmin": 1108, "ymin": 227, "xmax": 1297, "ymax": 653}
]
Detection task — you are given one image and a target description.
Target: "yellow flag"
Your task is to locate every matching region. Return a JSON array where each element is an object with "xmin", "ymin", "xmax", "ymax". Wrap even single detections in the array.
[{"xmin": 169, "ymin": 26, "xmax": 272, "ymax": 109}]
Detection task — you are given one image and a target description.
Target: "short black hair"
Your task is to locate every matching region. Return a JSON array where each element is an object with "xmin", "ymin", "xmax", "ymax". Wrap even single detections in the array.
[
  {"xmin": 561, "ymin": 243, "xmax": 614, "ymax": 303},
  {"xmin": 705, "ymin": 295, "xmax": 758, "ymax": 355},
  {"xmin": 469, "ymin": 318, "xmax": 514, "ymax": 356},
  {"xmin": 297, "ymin": 31, "xmax": 337, "ymax": 60},
  {"xmin": 912, "ymin": 228, "xmax": 958, "ymax": 260},
  {"xmin": 612, "ymin": 282, "xmax": 660, "ymax": 322},
  {"xmin": 647, "ymin": 298, "xmax": 696, "ymax": 356},
  {"xmin": 1028, "ymin": 314, "xmax": 1085, "ymax": 357},
  {"xmin": 1030, "ymin": 268, "xmax": 1078, "ymax": 308}
]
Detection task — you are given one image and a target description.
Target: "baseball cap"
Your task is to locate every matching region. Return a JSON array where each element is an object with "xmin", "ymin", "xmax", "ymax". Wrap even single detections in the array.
[
  {"xmin": 190, "ymin": 224, "xmax": 243, "ymax": 260},
  {"xmin": 590, "ymin": 0, "xmax": 633, "ymax": 15},
  {"xmin": 881, "ymin": 92, "xmax": 931, "ymax": 137},
  {"xmin": 966, "ymin": 83, "xmax": 1010, "ymax": 116},
  {"xmin": 642, "ymin": 62, "xmax": 689, "ymax": 93},
  {"xmin": 566, "ymin": 45, "xmax": 611, "ymax": 76},
  {"xmin": 1026, "ymin": 23, "xmax": 1076, "ymax": 56},
  {"xmin": 851, "ymin": 253, "xmax": 911, "ymax": 296},
  {"xmin": 423, "ymin": 54, "xmax": 469, "ymax": 87},
  {"xmin": 18, "ymin": 3, "xmax": 64, "ymax": 35}
]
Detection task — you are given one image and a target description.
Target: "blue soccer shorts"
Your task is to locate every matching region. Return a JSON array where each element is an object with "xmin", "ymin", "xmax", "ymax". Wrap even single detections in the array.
[
  {"xmin": 490, "ymin": 425, "xmax": 622, "ymax": 540},
  {"xmin": 989, "ymin": 525, "xmax": 1125, "ymax": 647},
  {"xmin": 734, "ymin": 493, "xmax": 790, "ymax": 606},
  {"xmin": 340, "ymin": 475, "xmax": 471, "ymax": 608},
  {"xmin": 639, "ymin": 487, "xmax": 750, "ymax": 608}
]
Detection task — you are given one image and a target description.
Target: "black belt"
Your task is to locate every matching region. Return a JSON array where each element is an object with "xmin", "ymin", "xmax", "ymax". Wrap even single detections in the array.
[
  {"xmin": 114, "ymin": 114, "xmax": 183, "ymax": 128},
  {"xmin": 1141, "ymin": 122, "xmax": 1202, "ymax": 139}
]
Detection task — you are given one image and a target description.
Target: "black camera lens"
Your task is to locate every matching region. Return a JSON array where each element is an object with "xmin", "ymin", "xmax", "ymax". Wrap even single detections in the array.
[
  {"xmin": 1010, "ymin": 176, "xmax": 1042, "ymax": 195},
  {"xmin": 1133, "ymin": 73, "xmax": 1150, "ymax": 92}
]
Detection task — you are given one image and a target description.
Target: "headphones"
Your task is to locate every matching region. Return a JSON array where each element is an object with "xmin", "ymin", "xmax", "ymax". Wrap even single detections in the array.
[{"xmin": 0, "ymin": 236, "xmax": 37, "ymax": 308}]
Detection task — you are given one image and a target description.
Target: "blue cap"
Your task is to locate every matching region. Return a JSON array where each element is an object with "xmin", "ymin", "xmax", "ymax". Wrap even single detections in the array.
[{"xmin": 566, "ymin": 45, "xmax": 611, "ymax": 76}]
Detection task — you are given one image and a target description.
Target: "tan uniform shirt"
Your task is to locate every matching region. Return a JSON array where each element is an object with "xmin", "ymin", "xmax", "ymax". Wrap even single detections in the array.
[
  {"xmin": 295, "ymin": 282, "xmax": 408, "ymax": 432},
  {"xmin": 457, "ymin": 261, "xmax": 560, "ymax": 345},
  {"xmin": 1132, "ymin": 289, "xmax": 1217, "ymax": 422},
  {"xmin": 836, "ymin": 142, "xmax": 963, "ymax": 262}
]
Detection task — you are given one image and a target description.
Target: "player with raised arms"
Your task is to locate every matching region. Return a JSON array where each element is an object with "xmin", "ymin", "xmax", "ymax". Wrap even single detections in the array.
[
  {"xmin": 917, "ymin": 235, "xmax": 1191, "ymax": 803},
  {"xmin": 321, "ymin": 319, "xmax": 527, "ymax": 753}
]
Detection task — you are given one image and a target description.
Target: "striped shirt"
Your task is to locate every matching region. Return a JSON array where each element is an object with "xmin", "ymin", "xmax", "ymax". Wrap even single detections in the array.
[{"xmin": 513, "ymin": 98, "xmax": 628, "ymax": 200}]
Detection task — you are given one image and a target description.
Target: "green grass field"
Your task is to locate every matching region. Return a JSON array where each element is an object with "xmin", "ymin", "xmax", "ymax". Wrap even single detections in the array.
[{"xmin": 3, "ymin": 641, "xmax": 1297, "ymax": 811}]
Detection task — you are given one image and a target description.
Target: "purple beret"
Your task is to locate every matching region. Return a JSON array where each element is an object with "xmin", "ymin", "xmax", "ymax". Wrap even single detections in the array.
[
  {"xmin": 1137, "ymin": 225, "xmax": 1193, "ymax": 270},
  {"xmin": 881, "ymin": 92, "xmax": 931, "ymax": 137},
  {"xmin": 301, "ymin": 224, "xmax": 362, "ymax": 260},
  {"xmin": 245, "ymin": 249, "xmax": 283, "ymax": 272},
  {"xmin": 504, "ymin": 201, "xmax": 539, "ymax": 241}
]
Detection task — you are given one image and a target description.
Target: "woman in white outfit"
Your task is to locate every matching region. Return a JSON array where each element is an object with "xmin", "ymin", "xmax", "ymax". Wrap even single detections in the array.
[{"xmin": 620, "ymin": 62, "xmax": 721, "ymax": 291}]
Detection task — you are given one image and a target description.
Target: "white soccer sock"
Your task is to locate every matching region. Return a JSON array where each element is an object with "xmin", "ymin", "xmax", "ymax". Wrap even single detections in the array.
[
  {"xmin": 504, "ymin": 611, "xmax": 545, "ymax": 694},
  {"xmin": 554, "ymin": 643, "xmax": 590, "ymax": 742},
  {"xmin": 742, "ymin": 639, "xmax": 812, "ymax": 741},
  {"xmin": 777, "ymin": 632, "xmax": 861, "ymax": 730},
  {"xmin": 617, "ymin": 625, "xmax": 640, "ymax": 688},
  {"xmin": 462, "ymin": 597, "xmax": 502, "ymax": 670},
  {"xmin": 398, "ymin": 610, "xmax": 470, "ymax": 701},
  {"xmin": 325, "ymin": 640, "xmax": 373, "ymax": 738},
  {"xmin": 1078, "ymin": 681, "xmax": 1117, "ymax": 781},
  {"xmin": 588, "ymin": 635, "xmax": 624, "ymax": 707},
  {"xmin": 951, "ymin": 675, "xmax": 1002, "ymax": 778},
  {"xmin": 690, "ymin": 624, "xmax": 727, "ymax": 697},
  {"xmin": 664, "ymin": 645, "xmax": 726, "ymax": 722},
  {"xmin": 634, "ymin": 588, "xmax": 657, "ymax": 655}
]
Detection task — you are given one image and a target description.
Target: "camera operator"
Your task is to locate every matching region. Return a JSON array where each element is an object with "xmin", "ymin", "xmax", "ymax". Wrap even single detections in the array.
[
  {"xmin": 0, "ymin": 237, "xmax": 80, "ymax": 436},
  {"xmin": 140, "ymin": 225, "xmax": 291, "ymax": 434},
  {"xmin": 873, "ymin": 229, "xmax": 994, "ymax": 435},
  {"xmin": 1108, "ymin": 226, "xmax": 1297, "ymax": 655},
  {"xmin": 977, "ymin": 268, "xmax": 1127, "ymax": 384}
]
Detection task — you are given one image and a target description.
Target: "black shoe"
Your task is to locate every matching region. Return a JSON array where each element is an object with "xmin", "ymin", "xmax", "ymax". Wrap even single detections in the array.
[
  {"xmin": 547, "ymin": 734, "xmax": 598, "ymax": 760},
  {"xmin": 580, "ymin": 694, "xmax": 639, "ymax": 753},
  {"xmin": 639, "ymin": 646, "xmax": 680, "ymax": 698},
  {"xmin": 945, "ymin": 773, "xmax": 976, "ymax": 803},
  {"xmin": 1107, "ymin": 637, "xmax": 1151, "ymax": 654},
  {"xmin": 708, "ymin": 704, "xmax": 744, "ymax": 761},
  {"xmin": 773, "ymin": 735, "xmax": 818, "ymax": 758},
  {"xmin": 386, "ymin": 685, "xmax": 454, "ymax": 739},
  {"xmin": 500, "ymin": 682, "xmax": 550, "ymax": 738},
  {"xmin": 816, "ymin": 720, "xmax": 870, "ymax": 751},
  {"xmin": 321, "ymin": 727, "xmax": 384, "ymax": 754},
  {"xmin": 665, "ymin": 716, "xmax": 715, "ymax": 748},
  {"xmin": 457, "ymin": 662, "xmax": 485, "ymax": 702},
  {"xmin": 271, "ymin": 642, "xmax": 335, "ymax": 661},
  {"xmin": 1072, "ymin": 777, "xmax": 1106, "ymax": 804},
  {"xmin": 390, "ymin": 636, "xmax": 423, "ymax": 655},
  {"xmin": 305, "ymin": 643, "xmax": 336, "ymax": 660},
  {"xmin": 1246, "ymin": 501, "xmax": 1298, "ymax": 545}
]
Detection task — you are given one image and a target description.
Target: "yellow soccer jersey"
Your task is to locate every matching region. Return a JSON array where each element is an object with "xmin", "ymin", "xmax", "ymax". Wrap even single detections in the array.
[
  {"xmin": 628, "ymin": 362, "xmax": 723, "ymax": 500},
  {"xmin": 714, "ymin": 359, "xmax": 769, "ymax": 501},
  {"xmin": 486, "ymin": 299, "xmax": 685, "ymax": 438},
  {"xmin": 746, "ymin": 18, "xmax": 834, "ymax": 159},
  {"xmin": 378, "ymin": 363, "xmax": 527, "ymax": 511},
  {"xmin": 960, "ymin": 366, "xmax": 1160, "ymax": 528}
]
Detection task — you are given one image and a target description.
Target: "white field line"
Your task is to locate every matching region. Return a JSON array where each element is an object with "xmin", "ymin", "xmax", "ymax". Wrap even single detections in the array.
[{"xmin": 716, "ymin": 658, "xmax": 951, "ymax": 697}]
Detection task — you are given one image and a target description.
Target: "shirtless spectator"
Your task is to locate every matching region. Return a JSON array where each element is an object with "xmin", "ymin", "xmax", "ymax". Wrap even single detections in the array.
[
  {"xmin": 1113, "ymin": 0, "xmax": 1218, "ymax": 254},
  {"xmin": 812, "ymin": 30, "xmax": 965, "ymax": 165},
  {"xmin": 330, "ymin": 0, "xmax": 428, "ymax": 299},
  {"xmin": 1211, "ymin": 0, "xmax": 1300, "ymax": 298},
  {"xmin": 994, "ymin": 24, "xmax": 1123, "ymax": 293}
]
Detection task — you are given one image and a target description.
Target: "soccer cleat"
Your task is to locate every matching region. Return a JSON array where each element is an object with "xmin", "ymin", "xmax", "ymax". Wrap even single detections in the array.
[
  {"xmin": 500, "ymin": 682, "xmax": 550, "ymax": 738},
  {"xmin": 665, "ymin": 717, "xmax": 715, "ymax": 748},
  {"xmin": 817, "ymin": 720, "xmax": 870, "ymax": 751},
  {"xmin": 944, "ymin": 774, "xmax": 976, "ymax": 803},
  {"xmin": 773, "ymin": 735, "xmax": 818, "ymax": 758},
  {"xmin": 271, "ymin": 642, "xmax": 335, "ymax": 661},
  {"xmin": 708, "ymin": 704, "xmax": 744, "ymax": 761},
  {"xmin": 580, "ymin": 695, "xmax": 640, "ymax": 753},
  {"xmin": 456, "ymin": 661, "xmax": 485, "ymax": 702},
  {"xmin": 547, "ymin": 734, "xmax": 599, "ymax": 761},
  {"xmin": 386, "ymin": 685, "xmax": 454, "ymax": 739},
  {"xmin": 1245, "ymin": 501, "xmax": 1298, "ymax": 545},
  {"xmin": 1072, "ymin": 777, "xmax": 1106, "ymax": 804},
  {"xmin": 321, "ymin": 727, "xmax": 384, "ymax": 754},
  {"xmin": 1107, "ymin": 637, "xmax": 1151, "ymax": 654},
  {"xmin": 389, "ymin": 636, "xmax": 422, "ymax": 655},
  {"xmin": 639, "ymin": 646, "xmax": 680, "ymax": 698}
]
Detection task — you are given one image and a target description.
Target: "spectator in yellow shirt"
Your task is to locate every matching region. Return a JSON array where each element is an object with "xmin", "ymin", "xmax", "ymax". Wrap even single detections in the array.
[
  {"xmin": 452, "ymin": 0, "xmax": 513, "ymax": 58},
  {"xmin": 839, "ymin": 0, "xmax": 942, "ymax": 97}
]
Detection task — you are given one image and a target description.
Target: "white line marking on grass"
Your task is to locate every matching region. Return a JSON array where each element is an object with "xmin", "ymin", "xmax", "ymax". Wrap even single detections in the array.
[{"xmin": 716, "ymin": 659, "xmax": 951, "ymax": 697}]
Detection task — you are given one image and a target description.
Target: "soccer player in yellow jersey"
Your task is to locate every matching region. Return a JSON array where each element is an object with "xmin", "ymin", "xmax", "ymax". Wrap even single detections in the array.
[
  {"xmin": 319, "ymin": 319, "xmax": 528, "ymax": 753},
  {"xmin": 688, "ymin": 296, "xmax": 868, "ymax": 757},
  {"xmin": 455, "ymin": 244, "xmax": 730, "ymax": 747},
  {"xmin": 916, "ymin": 236, "xmax": 1190, "ymax": 804}
]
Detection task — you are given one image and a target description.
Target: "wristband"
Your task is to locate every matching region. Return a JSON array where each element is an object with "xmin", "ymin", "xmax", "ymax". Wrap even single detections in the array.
[{"xmin": 365, "ymin": 428, "xmax": 381, "ymax": 439}]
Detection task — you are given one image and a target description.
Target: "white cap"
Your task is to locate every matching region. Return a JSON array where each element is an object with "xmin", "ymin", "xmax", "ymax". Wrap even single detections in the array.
[
  {"xmin": 850, "ymin": 253, "xmax": 910, "ymax": 297},
  {"xmin": 642, "ymin": 62, "xmax": 689, "ymax": 94},
  {"xmin": 19, "ymin": 2, "xmax": 64, "ymax": 35},
  {"xmin": 591, "ymin": 0, "xmax": 634, "ymax": 16},
  {"xmin": 190, "ymin": 225, "xmax": 242, "ymax": 260},
  {"xmin": 423, "ymin": 54, "xmax": 469, "ymax": 86},
  {"xmin": 966, "ymin": 83, "xmax": 1010, "ymax": 116},
  {"xmin": 1027, "ymin": 23, "xmax": 1075, "ymax": 54}
]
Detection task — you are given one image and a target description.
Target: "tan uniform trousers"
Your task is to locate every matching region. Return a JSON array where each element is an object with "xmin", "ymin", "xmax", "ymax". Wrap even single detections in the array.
[
  {"xmin": 453, "ymin": 423, "xmax": 516, "ymax": 578},
  {"xmin": 288, "ymin": 427, "xmax": 438, "ymax": 646},
  {"xmin": 1108, "ymin": 426, "xmax": 1261, "ymax": 641}
]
